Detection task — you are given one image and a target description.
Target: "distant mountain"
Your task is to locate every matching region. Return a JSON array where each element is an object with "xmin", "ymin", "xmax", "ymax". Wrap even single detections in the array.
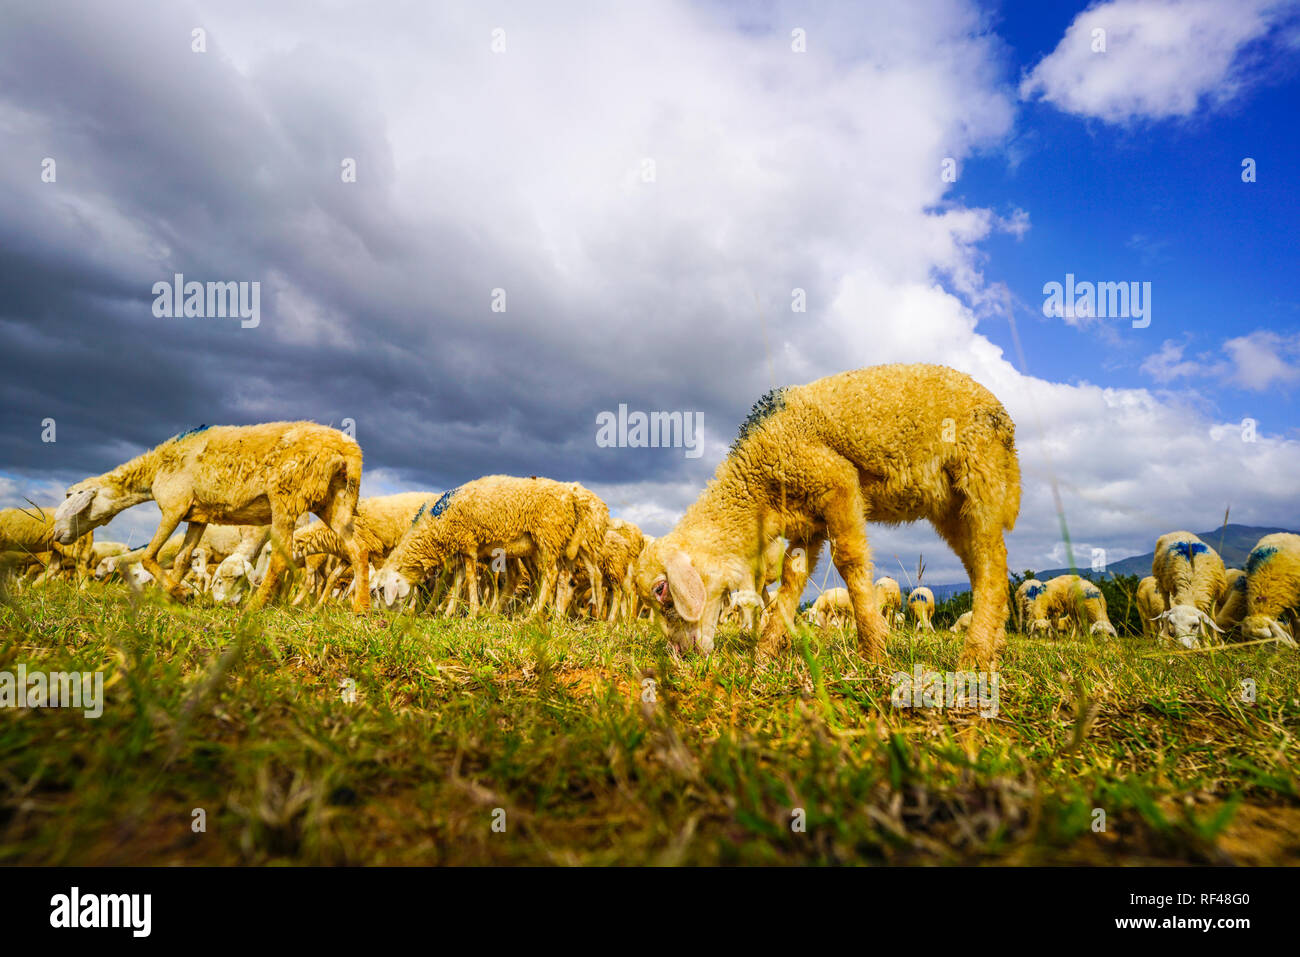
[
  {"xmin": 1032, "ymin": 525, "xmax": 1296, "ymax": 581},
  {"xmin": 922, "ymin": 525, "xmax": 1296, "ymax": 600}
]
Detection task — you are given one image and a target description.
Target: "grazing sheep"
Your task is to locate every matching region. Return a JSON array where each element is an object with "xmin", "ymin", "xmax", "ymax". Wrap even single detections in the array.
[
  {"xmin": 1151, "ymin": 531, "xmax": 1228, "ymax": 647},
  {"xmin": 1014, "ymin": 579, "xmax": 1046, "ymax": 633},
  {"xmin": 293, "ymin": 492, "xmax": 432, "ymax": 566},
  {"xmin": 53, "ymin": 422, "xmax": 369, "ymax": 613},
  {"xmin": 96, "ymin": 533, "xmax": 186, "ymax": 581},
  {"xmin": 907, "ymin": 587, "xmax": 935, "ymax": 631},
  {"xmin": 1238, "ymin": 533, "xmax": 1300, "ymax": 646},
  {"xmin": 596, "ymin": 519, "xmax": 647, "ymax": 623},
  {"xmin": 1214, "ymin": 569, "xmax": 1248, "ymax": 633},
  {"xmin": 951, "ymin": 610, "xmax": 972, "ymax": 634},
  {"xmin": 210, "ymin": 554, "xmax": 260, "ymax": 605},
  {"xmin": 1026, "ymin": 575, "xmax": 1116, "ymax": 638},
  {"xmin": 1135, "ymin": 575, "xmax": 1166, "ymax": 638},
  {"xmin": 632, "ymin": 365, "xmax": 1020, "ymax": 667},
  {"xmin": 373, "ymin": 475, "xmax": 593, "ymax": 617},
  {"xmin": 553, "ymin": 484, "xmax": 612, "ymax": 617},
  {"xmin": 873, "ymin": 576, "xmax": 903, "ymax": 621},
  {"xmin": 0, "ymin": 506, "xmax": 95, "ymax": 581},
  {"xmin": 721, "ymin": 588, "xmax": 766, "ymax": 629},
  {"xmin": 811, "ymin": 587, "xmax": 853, "ymax": 629}
]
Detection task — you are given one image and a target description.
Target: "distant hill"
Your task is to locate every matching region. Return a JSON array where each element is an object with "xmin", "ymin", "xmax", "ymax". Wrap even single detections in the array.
[
  {"xmin": 923, "ymin": 525, "xmax": 1296, "ymax": 599},
  {"xmin": 1032, "ymin": 525, "xmax": 1296, "ymax": 581}
]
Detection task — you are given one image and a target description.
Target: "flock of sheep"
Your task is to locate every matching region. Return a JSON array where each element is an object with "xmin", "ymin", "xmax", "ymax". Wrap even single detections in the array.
[{"xmin": 2, "ymin": 364, "xmax": 1296, "ymax": 664}]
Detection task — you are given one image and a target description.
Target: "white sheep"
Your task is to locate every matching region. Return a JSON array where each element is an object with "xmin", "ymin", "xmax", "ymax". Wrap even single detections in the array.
[
  {"xmin": 373, "ymin": 475, "xmax": 600, "ymax": 617},
  {"xmin": 53, "ymin": 422, "xmax": 369, "ymax": 612},
  {"xmin": 1238, "ymin": 533, "xmax": 1300, "ymax": 646},
  {"xmin": 1151, "ymin": 531, "xmax": 1227, "ymax": 647},
  {"xmin": 632, "ymin": 364, "xmax": 1021, "ymax": 667},
  {"xmin": 951, "ymin": 610, "xmax": 972, "ymax": 634},
  {"xmin": 1013, "ymin": 579, "xmax": 1046, "ymax": 633},
  {"xmin": 811, "ymin": 587, "xmax": 853, "ymax": 629},
  {"xmin": 907, "ymin": 586, "xmax": 935, "ymax": 631},
  {"xmin": 1025, "ymin": 575, "xmax": 1116, "ymax": 639},
  {"xmin": 1135, "ymin": 575, "xmax": 1165, "ymax": 638},
  {"xmin": 1214, "ymin": 568, "xmax": 1248, "ymax": 633}
]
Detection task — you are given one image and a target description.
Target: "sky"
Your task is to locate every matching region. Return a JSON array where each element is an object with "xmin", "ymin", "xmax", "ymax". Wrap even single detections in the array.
[{"xmin": 1, "ymin": 0, "xmax": 1298, "ymax": 587}]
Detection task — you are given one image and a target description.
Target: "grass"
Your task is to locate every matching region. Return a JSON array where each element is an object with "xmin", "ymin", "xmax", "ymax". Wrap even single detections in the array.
[{"xmin": 1, "ymin": 580, "xmax": 1297, "ymax": 865}]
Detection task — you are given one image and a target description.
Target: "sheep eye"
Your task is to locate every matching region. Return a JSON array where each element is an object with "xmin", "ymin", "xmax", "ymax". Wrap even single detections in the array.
[{"xmin": 652, "ymin": 579, "xmax": 670, "ymax": 603}]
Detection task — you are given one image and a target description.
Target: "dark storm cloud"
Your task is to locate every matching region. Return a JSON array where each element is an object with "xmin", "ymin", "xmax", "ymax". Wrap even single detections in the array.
[{"xmin": 0, "ymin": 0, "xmax": 773, "ymax": 498}]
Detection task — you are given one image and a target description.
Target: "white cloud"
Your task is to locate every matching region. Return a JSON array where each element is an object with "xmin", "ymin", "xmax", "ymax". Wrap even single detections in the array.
[
  {"xmin": 2, "ymin": 0, "xmax": 1298, "ymax": 587},
  {"xmin": 1141, "ymin": 331, "xmax": 1300, "ymax": 392},
  {"xmin": 1020, "ymin": 0, "xmax": 1300, "ymax": 123}
]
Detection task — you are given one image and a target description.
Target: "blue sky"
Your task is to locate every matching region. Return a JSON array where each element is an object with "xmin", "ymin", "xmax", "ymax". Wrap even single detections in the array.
[{"xmin": 964, "ymin": 0, "xmax": 1300, "ymax": 434}]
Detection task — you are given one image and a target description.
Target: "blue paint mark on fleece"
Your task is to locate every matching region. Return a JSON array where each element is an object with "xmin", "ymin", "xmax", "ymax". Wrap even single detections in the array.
[
  {"xmin": 1024, "ymin": 583, "xmax": 1045, "ymax": 599},
  {"xmin": 431, "ymin": 487, "xmax": 458, "ymax": 517},
  {"xmin": 413, "ymin": 487, "xmax": 459, "ymax": 527},
  {"xmin": 1083, "ymin": 587, "xmax": 1101, "ymax": 599},
  {"xmin": 730, "ymin": 388, "xmax": 787, "ymax": 454},
  {"xmin": 172, "ymin": 424, "xmax": 209, "ymax": 442},
  {"xmin": 1169, "ymin": 540, "xmax": 1208, "ymax": 562},
  {"xmin": 909, "ymin": 592, "xmax": 927, "ymax": 603},
  {"xmin": 1247, "ymin": 545, "xmax": 1278, "ymax": 575},
  {"xmin": 1232, "ymin": 572, "xmax": 1248, "ymax": 591}
]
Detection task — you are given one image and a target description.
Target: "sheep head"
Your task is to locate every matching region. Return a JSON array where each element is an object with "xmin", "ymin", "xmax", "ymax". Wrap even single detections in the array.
[
  {"xmin": 211, "ymin": 556, "xmax": 256, "ymax": 604},
  {"xmin": 633, "ymin": 539, "xmax": 730, "ymax": 654},
  {"xmin": 53, "ymin": 480, "xmax": 133, "ymax": 544},
  {"xmin": 1090, "ymin": 620, "xmax": 1118, "ymax": 638},
  {"xmin": 1239, "ymin": 614, "xmax": 1297, "ymax": 646},
  {"xmin": 1157, "ymin": 604, "xmax": 1221, "ymax": 645},
  {"xmin": 371, "ymin": 566, "xmax": 412, "ymax": 609}
]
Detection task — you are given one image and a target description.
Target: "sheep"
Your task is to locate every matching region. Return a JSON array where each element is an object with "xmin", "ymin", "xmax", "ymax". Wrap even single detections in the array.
[
  {"xmin": 632, "ymin": 365, "xmax": 1020, "ymax": 668},
  {"xmin": 95, "ymin": 533, "xmax": 186, "ymax": 581},
  {"xmin": 1214, "ymin": 568, "xmax": 1248, "ymax": 633},
  {"xmin": 373, "ymin": 475, "xmax": 595, "ymax": 617},
  {"xmin": 552, "ymin": 484, "xmax": 612, "ymax": 617},
  {"xmin": 0, "ymin": 505, "xmax": 95, "ymax": 582},
  {"xmin": 907, "ymin": 587, "xmax": 935, "ymax": 631},
  {"xmin": 292, "ymin": 492, "xmax": 431, "ymax": 604},
  {"xmin": 1013, "ymin": 579, "xmax": 1046, "ymax": 633},
  {"xmin": 873, "ymin": 576, "xmax": 903, "ymax": 622},
  {"xmin": 209, "ymin": 527, "xmax": 274, "ymax": 604},
  {"xmin": 53, "ymin": 422, "xmax": 369, "ymax": 613},
  {"xmin": 1238, "ymin": 533, "xmax": 1300, "ymax": 646},
  {"xmin": 1135, "ymin": 575, "xmax": 1166, "ymax": 638},
  {"xmin": 1151, "ymin": 531, "xmax": 1228, "ymax": 647},
  {"xmin": 1026, "ymin": 575, "xmax": 1116, "ymax": 639},
  {"xmin": 811, "ymin": 587, "xmax": 853, "ymax": 629},
  {"xmin": 595, "ymin": 519, "xmax": 647, "ymax": 623},
  {"xmin": 951, "ymin": 610, "xmax": 972, "ymax": 634}
]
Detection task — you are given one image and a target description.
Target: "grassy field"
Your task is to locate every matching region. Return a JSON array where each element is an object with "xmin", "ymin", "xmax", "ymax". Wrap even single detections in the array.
[{"xmin": 1, "ymin": 581, "xmax": 1297, "ymax": 865}]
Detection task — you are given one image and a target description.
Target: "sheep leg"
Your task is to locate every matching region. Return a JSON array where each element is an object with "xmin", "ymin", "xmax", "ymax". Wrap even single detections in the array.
[
  {"xmin": 466, "ymin": 555, "xmax": 481, "ymax": 616},
  {"xmin": 139, "ymin": 512, "xmax": 188, "ymax": 597},
  {"xmin": 316, "ymin": 562, "xmax": 348, "ymax": 607},
  {"xmin": 530, "ymin": 552, "xmax": 561, "ymax": 619},
  {"xmin": 249, "ymin": 515, "xmax": 295, "ymax": 610},
  {"xmin": 171, "ymin": 522, "xmax": 208, "ymax": 591},
  {"xmin": 442, "ymin": 564, "xmax": 465, "ymax": 617},
  {"xmin": 937, "ymin": 512, "xmax": 1009, "ymax": 671},
  {"xmin": 820, "ymin": 485, "xmax": 889, "ymax": 662},
  {"xmin": 759, "ymin": 536, "xmax": 820, "ymax": 655}
]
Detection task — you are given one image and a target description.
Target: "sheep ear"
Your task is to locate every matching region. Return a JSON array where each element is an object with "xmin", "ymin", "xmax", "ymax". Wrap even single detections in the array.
[
  {"xmin": 664, "ymin": 551, "xmax": 705, "ymax": 623},
  {"xmin": 56, "ymin": 488, "xmax": 96, "ymax": 522},
  {"xmin": 1201, "ymin": 610, "xmax": 1224, "ymax": 633}
]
